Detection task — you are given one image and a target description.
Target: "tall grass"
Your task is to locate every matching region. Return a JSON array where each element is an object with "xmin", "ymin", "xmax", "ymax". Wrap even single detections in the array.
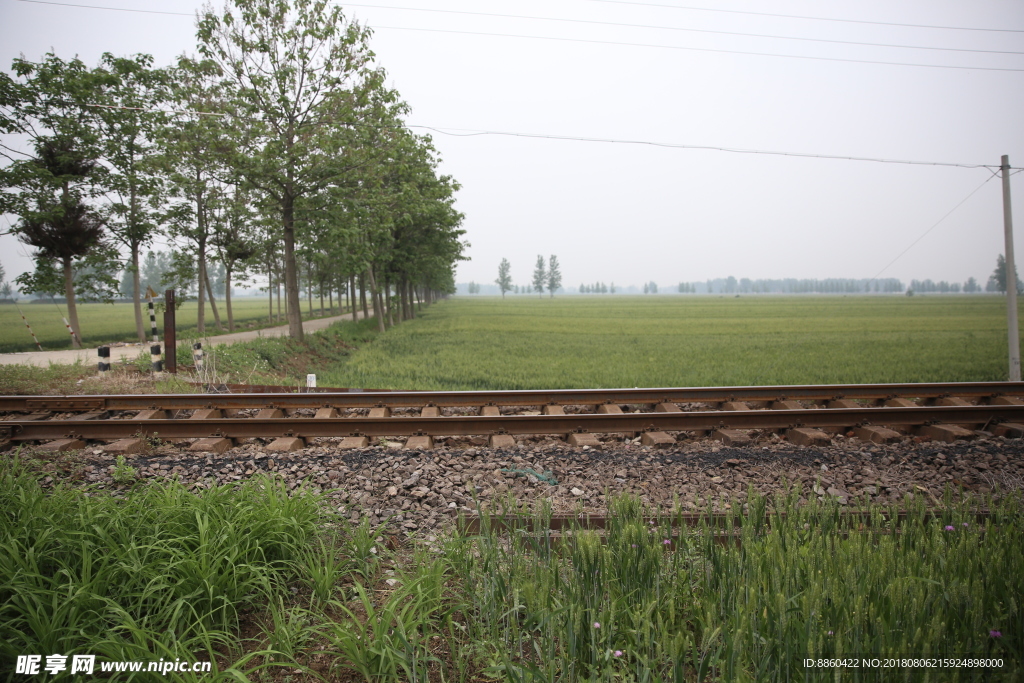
[
  {"xmin": 453, "ymin": 492, "xmax": 1022, "ymax": 681},
  {"xmin": 0, "ymin": 456, "xmax": 321, "ymax": 681}
]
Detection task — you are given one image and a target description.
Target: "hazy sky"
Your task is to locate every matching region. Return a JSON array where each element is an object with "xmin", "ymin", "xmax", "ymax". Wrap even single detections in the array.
[{"xmin": 2, "ymin": 0, "xmax": 1023, "ymax": 290}]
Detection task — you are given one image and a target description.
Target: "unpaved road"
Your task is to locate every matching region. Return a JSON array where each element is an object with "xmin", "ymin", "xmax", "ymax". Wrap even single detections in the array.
[{"xmin": 0, "ymin": 312, "xmax": 355, "ymax": 368}]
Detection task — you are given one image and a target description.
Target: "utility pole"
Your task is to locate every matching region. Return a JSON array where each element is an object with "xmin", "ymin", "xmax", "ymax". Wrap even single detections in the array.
[{"xmin": 1001, "ymin": 155, "xmax": 1020, "ymax": 381}]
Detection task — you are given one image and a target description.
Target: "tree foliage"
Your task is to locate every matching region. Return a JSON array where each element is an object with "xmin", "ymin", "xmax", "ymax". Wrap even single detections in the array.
[{"xmin": 495, "ymin": 258, "xmax": 512, "ymax": 298}]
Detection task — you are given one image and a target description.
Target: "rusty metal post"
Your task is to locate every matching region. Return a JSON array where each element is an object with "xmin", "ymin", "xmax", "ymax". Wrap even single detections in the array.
[{"xmin": 164, "ymin": 289, "xmax": 177, "ymax": 374}]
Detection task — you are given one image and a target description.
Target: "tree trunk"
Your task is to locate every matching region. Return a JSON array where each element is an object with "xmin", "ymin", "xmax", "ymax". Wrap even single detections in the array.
[
  {"xmin": 62, "ymin": 256, "xmax": 82, "ymax": 349},
  {"xmin": 366, "ymin": 267, "xmax": 385, "ymax": 333},
  {"xmin": 225, "ymin": 266, "xmax": 234, "ymax": 332},
  {"xmin": 360, "ymin": 273, "xmax": 369, "ymax": 318},
  {"xmin": 399, "ymin": 278, "xmax": 408, "ymax": 321},
  {"xmin": 307, "ymin": 262, "xmax": 313, "ymax": 316},
  {"xmin": 204, "ymin": 267, "xmax": 223, "ymax": 331},
  {"xmin": 197, "ymin": 244, "xmax": 207, "ymax": 336},
  {"xmin": 282, "ymin": 198, "xmax": 304, "ymax": 339},
  {"xmin": 267, "ymin": 264, "xmax": 273, "ymax": 322},
  {"xmin": 327, "ymin": 287, "xmax": 332, "ymax": 316},
  {"xmin": 131, "ymin": 243, "xmax": 145, "ymax": 342},
  {"xmin": 384, "ymin": 276, "xmax": 394, "ymax": 328},
  {"xmin": 349, "ymin": 274, "xmax": 357, "ymax": 320},
  {"xmin": 407, "ymin": 281, "xmax": 415, "ymax": 319}
]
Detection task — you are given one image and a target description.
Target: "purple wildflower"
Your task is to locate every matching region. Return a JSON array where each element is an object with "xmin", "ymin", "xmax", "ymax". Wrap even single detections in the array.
[
  {"xmin": 663, "ymin": 539, "xmax": 672, "ymax": 545},
  {"xmin": 827, "ymin": 631, "xmax": 834, "ymax": 636},
  {"xmin": 593, "ymin": 622, "xmax": 601, "ymax": 629},
  {"xmin": 945, "ymin": 525, "xmax": 955, "ymax": 531},
  {"xmin": 614, "ymin": 650, "xmax": 623, "ymax": 657},
  {"xmin": 963, "ymin": 522, "xmax": 969, "ymax": 527},
  {"xmin": 990, "ymin": 630, "xmax": 1002, "ymax": 638}
]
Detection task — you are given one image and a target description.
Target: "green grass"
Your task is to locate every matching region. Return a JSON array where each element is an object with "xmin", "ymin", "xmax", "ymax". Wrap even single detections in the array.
[
  {"xmin": 459, "ymin": 492, "xmax": 1022, "ymax": 681},
  {"xmin": 0, "ymin": 298, "xmax": 349, "ymax": 353},
  {"xmin": 319, "ymin": 295, "xmax": 1023, "ymax": 390},
  {"xmin": 3, "ymin": 451, "xmax": 1018, "ymax": 681},
  {"xmin": 0, "ymin": 456, "xmax": 323, "ymax": 682}
]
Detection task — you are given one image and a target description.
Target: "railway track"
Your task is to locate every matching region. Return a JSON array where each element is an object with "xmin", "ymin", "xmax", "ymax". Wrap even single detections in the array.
[{"xmin": 3, "ymin": 381, "xmax": 1024, "ymax": 454}]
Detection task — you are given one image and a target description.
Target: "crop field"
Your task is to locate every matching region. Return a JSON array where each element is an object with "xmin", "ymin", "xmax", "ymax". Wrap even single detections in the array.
[
  {"xmin": 320, "ymin": 295, "xmax": 1022, "ymax": 390},
  {"xmin": 0, "ymin": 298, "xmax": 344, "ymax": 354}
]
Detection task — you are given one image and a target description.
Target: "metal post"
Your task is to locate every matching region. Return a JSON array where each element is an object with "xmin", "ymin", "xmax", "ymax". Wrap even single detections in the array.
[
  {"xmin": 97, "ymin": 346, "xmax": 110, "ymax": 374},
  {"xmin": 150, "ymin": 344, "xmax": 163, "ymax": 373},
  {"xmin": 1002, "ymin": 155, "xmax": 1020, "ymax": 381},
  {"xmin": 164, "ymin": 289, "xmax": 177, "ymax": 374},
  {"xmin": 148, "ymin": 297, "xmax": 158, "ymax": 343}
]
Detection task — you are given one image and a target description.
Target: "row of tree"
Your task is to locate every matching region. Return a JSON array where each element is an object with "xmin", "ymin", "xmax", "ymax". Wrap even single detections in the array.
[
  {"xmin": 493, "ymin": 256, "xmax": 563, "ymax": 298},
  {"xmin": 0, "ymin": 0, "xmax": 467, "ymax": 347}
]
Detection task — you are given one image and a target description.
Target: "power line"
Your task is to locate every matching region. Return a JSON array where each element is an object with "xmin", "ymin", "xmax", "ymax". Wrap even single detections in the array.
[
  {"xmin": 13, "ymin": 0, "xmax": 192, "ymax": 16},
  {"xmin": 342, "ymin": 2, "xmax": 1024, "ymax": 56},
  {"xmin": 33, "ymin": 99, "xmax": 1018, "ymax": 170},
  {"xmin": 582, "ymin": 0, "xmax": 1024, "ymax": 34},
  {"xmin": 12, "ymin": 0, "xmax": 1024, "ymax": 72},
  {"xmin": 870, "ymin": 172, "xmax": 999, "ymax": 282},
  {"xmin": 372, "ymin": 24, "xmax": 1024, "ymax": 72},
  {"xmin": 408, "ymin": 124, "xmax": 1008, "ymax": 170}
]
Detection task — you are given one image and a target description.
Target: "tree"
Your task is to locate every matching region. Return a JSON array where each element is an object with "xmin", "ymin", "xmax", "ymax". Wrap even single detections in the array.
[
  {"xmin": 94, "ymin": 53, "xmax": 169, "ymax": 341},
  {"xmin": 532, "ymin": 255, "xmax": 546, "ymax": 297},
  {"xmin": 198, "ymin": 0, "xmax": 388, "ymax": 340},
  {"xmin": 158, "ymin": 57, "xmax": 230, "ymax": 335},
  {"xmin": 495, "ymin": 258, "xmax": 512, "ymax": 298},
  {"xmin": 2, "ymin": 54, "xmax": 117, "ymax": 347},
  {"xmin": 987, "ymin": 254, "xmax": 1022, "ymax": 294},
  {"xmin": 546, "ymin": 255, "xmax": 562, "ymax": 298},
  {"xmin": 964, "ymin": 276, "xmax": 980, "ymax": 293}
]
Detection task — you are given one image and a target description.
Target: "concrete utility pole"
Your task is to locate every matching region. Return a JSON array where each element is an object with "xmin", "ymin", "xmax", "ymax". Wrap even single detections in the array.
[{"xmin": 1001, "ymin": 155, "xmax": 1020, "ymax": 381}]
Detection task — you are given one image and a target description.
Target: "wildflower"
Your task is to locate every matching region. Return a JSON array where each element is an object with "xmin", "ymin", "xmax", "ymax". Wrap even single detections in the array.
[
  {"xmin": 990, "ymin": 630, "xmax": 1002, "ymax": 638},
  {"xmin": 631, "ymin": 544, "xmax": 637, "ymax": 548},
  {"xmin": 663, "ymin": 539, "xmax": 672, "ymax": 545},
  {"xmin": 962, "ymin": 522, "xmax": 969, "ymax": 527},
  {"xmin": 614, "ymin": 650, "xmax": 623, "ymax": 657},
  {"xmin": 827, "ymin": 631, "xmax": 834, "ymax": 636},
  {"xmin": 944, "ymin": 525, "xmax": 954, "ymax": 531},
  {"xmin": 593, "ymin": 622, "xmax": 601, "ymax": 629}
]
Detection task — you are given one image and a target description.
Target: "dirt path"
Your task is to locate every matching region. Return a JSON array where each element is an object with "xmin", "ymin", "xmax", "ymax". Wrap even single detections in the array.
[{"xmin": 0, "ymin": 312, "xmax": 356, "ymax": 368}]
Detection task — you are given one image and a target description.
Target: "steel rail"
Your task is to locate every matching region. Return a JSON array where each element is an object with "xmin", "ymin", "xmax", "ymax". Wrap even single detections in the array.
[
  {"xmin": 1, "ymin": 381, "xmax": 1023, "ymax": 413},
  {"xmin": 3, "ymin": 405, "xmax": 1022, "ymax": 442}
]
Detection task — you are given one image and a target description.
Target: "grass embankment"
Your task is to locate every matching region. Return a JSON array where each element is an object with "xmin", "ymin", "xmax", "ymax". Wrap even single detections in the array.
[
  {"xmin": 318, "ymin": 296, "xmax": 1023, "ymax": 390},
  {"xmin": 0, "ymin": 298, "xmax": 352, "ymax": 353},
  {"xmin": 2, "ymin": 458, "xmax": 1019, "ymax": 681}
]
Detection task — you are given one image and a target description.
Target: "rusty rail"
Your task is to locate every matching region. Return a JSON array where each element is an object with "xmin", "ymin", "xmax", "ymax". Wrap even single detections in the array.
[
  {"xmin": 2, "ymin": 405, "xmax": 1023, "ymax": 442},
  {"xmin": 1, "ymin": 381, "xmax": 1023, "ymax": 413}
]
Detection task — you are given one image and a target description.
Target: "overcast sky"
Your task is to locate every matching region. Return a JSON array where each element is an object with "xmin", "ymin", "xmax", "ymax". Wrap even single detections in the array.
[{"xmin": 2, "ymin": 0, "xmax": 1023, "ymax": 290}]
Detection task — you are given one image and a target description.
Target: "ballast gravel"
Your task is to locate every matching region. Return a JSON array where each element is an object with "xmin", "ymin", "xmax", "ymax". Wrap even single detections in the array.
[{"xmin": 27, "ymin": 432, "xmax": 1024, "ymax": 534}]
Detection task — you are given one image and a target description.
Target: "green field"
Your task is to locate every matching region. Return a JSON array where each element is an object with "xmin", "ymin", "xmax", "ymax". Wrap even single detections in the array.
[
  {"xmin": 319, "ymin": 295, "xmax": 1022, "ymax": 390},
  {"xmin": 0, "ymin": 298, "xmax": 344, "ymax": 353}
]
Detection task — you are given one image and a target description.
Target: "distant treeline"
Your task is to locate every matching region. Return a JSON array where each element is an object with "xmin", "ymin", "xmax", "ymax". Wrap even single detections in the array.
[{"xmin": 694, "ymin": 277, "xmax": 905, "ymax": 294}]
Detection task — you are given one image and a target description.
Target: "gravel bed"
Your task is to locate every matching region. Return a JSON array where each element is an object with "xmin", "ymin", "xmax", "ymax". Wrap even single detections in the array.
[{"xmin": 24, "ymin": 433, "xmax": 1024, "ymax": 534}]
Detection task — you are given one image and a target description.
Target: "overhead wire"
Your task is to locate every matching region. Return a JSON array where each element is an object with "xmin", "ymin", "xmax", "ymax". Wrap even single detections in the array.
[
  {"xmin": 580, "ymin": 0, "xmax": 1024, "ymax": 34},
  {"xmin": 31, "ymin": 99, "xmax": 1019, "ymax": 171},
  {"xmin": 10, "ymin": 0, "xmax": 1024, "ymax": 72},
  {"xmin": 338, "ymin": 2, "xmax": 1024, "ymax": 56},
  {"xmin": 869, "ymin": 171, "xmax": 1001, "ymax": 282}
]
